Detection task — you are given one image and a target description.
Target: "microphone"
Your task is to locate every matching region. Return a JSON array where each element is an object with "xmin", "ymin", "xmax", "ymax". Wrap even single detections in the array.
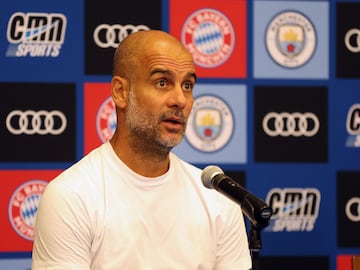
[{"xmin": 201, "ymin": 165, "xmax": 272, "ymax": 229}]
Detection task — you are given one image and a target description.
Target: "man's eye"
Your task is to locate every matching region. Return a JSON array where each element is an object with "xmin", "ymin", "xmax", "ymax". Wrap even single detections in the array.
[
  {"xmin": 157, "ymin": 79, "xmax": 167, "ymax": 87},
  {"xmin": 183, "ymin": 82, "xmax": 193, "ymax": 91}
]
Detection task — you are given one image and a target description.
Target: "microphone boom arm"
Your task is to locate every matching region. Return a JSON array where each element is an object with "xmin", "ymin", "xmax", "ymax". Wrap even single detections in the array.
[{"xmin": 212, "ymin": 175, "xmax": 272, "ymax": 229}]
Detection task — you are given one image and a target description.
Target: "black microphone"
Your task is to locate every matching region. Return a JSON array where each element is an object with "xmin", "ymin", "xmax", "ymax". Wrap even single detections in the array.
[{"xmin": 201, "ymin": 165, "xmax": 272, "ymax": 229}]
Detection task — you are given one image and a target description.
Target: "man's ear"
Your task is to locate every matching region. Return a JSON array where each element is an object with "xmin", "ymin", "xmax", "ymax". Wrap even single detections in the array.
[{"xmin": 111, "ymin": 76, "xmax": 129, "ymax": 109}]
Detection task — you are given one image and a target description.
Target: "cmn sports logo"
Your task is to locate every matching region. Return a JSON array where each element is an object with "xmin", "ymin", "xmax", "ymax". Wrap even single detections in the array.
[
  {"xmin": 6, "ymin": 12, "xmax": 67, "ymax": 57},
  {"xmin": 265, "ymin": 187, "xmax": 321, "ymax": 232}
]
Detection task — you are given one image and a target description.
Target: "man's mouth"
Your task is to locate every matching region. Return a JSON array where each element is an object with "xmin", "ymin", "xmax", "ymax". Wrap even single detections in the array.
[
  {"xmin": 161, "ymin": 115, "xmax": 186, "ymax": 131},
  {"xmin": 165, "ymin": 117, "xmax": 184, "ymax": 124}
]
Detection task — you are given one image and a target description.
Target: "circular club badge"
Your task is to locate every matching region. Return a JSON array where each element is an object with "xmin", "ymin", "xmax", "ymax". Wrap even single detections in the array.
[
  {"xmin": 181, "ymin": 8, "xmax": 235, "ymax": 68},
  {"xmin": 8, "ymin": 180, "xmax": 48, "ymax": 240},
  {"xmin": 96, "ymin": 96, "xmax": 117, "ymax": 142},
  {"xmin": 266, "ymin": 11, "xmax": 316, "ymax": 68},
  {"xmin": 185, "ymin": 95, "xmax": 234, "ymax": 152}
]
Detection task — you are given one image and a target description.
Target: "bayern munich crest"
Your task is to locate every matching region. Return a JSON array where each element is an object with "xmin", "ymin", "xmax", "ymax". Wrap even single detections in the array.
[
  {"xmin": 8, "ymin": 180, "xmax": 48, "ymax": 240},
  {"xmin": 266, "ymin": 11, "xmax": 316, "ymax": 68},
  {"xmin": 96, "ymin": 96, "xmax": 116, "ymax": 142},
  {"xmin": 181, "ymin": 8, "xmax": 235, "ymax": 68},
  {"xmin": 185, "ymin": 95, "xmax": 234, "ymax": 152}
]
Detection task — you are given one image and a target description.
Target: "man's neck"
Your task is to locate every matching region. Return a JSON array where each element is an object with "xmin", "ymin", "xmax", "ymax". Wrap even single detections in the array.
[{"xmin": 110, "ymin": 136, "xmax": 171, "ymax": 177}]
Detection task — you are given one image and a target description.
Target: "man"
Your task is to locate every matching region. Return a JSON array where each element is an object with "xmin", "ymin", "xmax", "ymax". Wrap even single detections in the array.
[{"xmin": 32, "ymin": 30, "xmax": 252, "ymax": 270}]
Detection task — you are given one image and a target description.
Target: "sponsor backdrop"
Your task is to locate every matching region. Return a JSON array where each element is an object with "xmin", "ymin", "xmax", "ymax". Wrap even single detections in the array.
[{"xmin": 0, "ymin": 0, "xmax": 359, "ymax": 269}]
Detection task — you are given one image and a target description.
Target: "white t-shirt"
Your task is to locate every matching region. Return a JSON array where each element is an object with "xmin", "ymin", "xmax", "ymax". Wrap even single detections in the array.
[{"xmin": 32, "ymin": 142, "xmax": 251, "ymax": 270}]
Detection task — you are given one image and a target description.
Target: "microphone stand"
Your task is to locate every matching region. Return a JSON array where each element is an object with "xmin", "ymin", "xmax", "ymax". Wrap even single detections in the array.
[
  {"xmin": 249, "ymin": 224, "xmax": 263, "ymax": 270},
  {"xmin": 242, "ymin": 202, "xmax": 272, "ymax": 270}
]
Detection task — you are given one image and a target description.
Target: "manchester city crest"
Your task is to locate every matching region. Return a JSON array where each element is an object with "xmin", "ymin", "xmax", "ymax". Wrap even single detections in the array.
[
  {"xmin": 185, "ymin": 95, "xmax": 234, "ymax": 152},
  {"xmin": 266, "ymin": 11, "xmax": 316, "ymax": 68}
]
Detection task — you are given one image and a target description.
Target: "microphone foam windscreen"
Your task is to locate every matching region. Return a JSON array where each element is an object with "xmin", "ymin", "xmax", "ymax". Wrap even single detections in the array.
[{"xmin": 201, "ymin": 165, "xmax": 224, "ymax": 189}]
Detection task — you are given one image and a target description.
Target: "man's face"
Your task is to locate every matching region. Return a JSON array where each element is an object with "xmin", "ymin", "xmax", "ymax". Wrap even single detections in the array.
[
  {"xmin": 125, "ymin": 49, "xmax": 196, "ymax": 152},
  {"xmin": 125, "ymin": 34, "xmax": 196, "ymax": 152}
]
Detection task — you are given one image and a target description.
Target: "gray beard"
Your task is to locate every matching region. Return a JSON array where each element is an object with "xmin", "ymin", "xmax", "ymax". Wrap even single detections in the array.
[{"xmin": 125, "ymin": 90, "xmax": 185, "ymax": 161}]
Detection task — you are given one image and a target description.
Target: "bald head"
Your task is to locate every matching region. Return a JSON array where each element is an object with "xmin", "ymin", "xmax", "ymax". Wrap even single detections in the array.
[{"xmin": 112, "ymin": 30, "xmax": 194, "ymax": 80}]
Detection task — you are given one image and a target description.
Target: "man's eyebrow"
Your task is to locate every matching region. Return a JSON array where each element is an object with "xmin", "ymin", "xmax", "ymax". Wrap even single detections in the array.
[
  {"xmin": 150, "ymin": 68, "xmax": 172, "ymax": 77},
  {"xmin": 150, "ymin": 68, "xmax": 197, "ymax": 82},
  {"xmin": 188, "ymin": 72, "xmax": 197, "ymax": 82}
]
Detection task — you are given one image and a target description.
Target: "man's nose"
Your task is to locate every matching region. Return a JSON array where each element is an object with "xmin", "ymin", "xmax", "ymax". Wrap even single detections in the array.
[{"xmin": 168, "ymin": 85, "xmax": 187, "ymax": 108}]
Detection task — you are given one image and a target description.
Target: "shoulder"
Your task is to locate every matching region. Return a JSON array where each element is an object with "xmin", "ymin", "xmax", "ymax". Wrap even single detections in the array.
[
  {"xmin": 46, "ymin": 143, "xmax": 111, "ymax": 198},
  {"xmin": 170, "ymin": 152, "xmax": 239, "ymax": 213},
  {"xmin": 169, "ymin": 152, "xmax": 202, "ymax": 179}
]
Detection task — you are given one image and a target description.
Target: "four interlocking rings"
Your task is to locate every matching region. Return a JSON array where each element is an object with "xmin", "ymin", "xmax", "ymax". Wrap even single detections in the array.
[
  {"xmin": 6, "ymin": 110, "xmax": 67, "ymax": 135},
  {"xmin": 262, "ymin": 112, "xmax": 320, "ymax": 137},
  {"xmin": 93, "ymin": 24, "xmax": 150, "ymax": 48}
]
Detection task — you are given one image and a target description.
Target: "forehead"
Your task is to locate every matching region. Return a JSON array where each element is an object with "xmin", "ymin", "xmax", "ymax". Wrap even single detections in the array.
[
  {"xmin": 137, "ymin": 51, "xmax": 195, "ymax": 80},
  {"xmin": 132, "ymin": 34, "xmax": 196, "ymax": 76},
  {"xmin": 146, "ymin": 54, "xmax": 195, "ymax": 71}
]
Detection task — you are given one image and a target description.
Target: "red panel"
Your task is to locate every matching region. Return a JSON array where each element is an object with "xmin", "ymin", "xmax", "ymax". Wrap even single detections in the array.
[
  {"xmin": 0, "ymin": 170, "xmax": 61, "ymax": 252},
  {"xmin": 337, "ymin": 255, "xmax": 352, "ymax": 270},
  {"xmin": 169, "ymin": 0, "xmax": 247, "ymax": 78},
  {"xmin": 84, "ymin": 82, "xmax": 113, "ymax": 154}
]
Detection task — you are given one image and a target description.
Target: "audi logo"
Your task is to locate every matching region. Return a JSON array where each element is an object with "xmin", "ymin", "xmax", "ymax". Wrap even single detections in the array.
[
  {"xmin": 262, "ymin": 112, "xmax": 320, "ymax": 137},
  {"xmin": 345, "ymin": 197, "xmax": 360, "ymax": 222},
  {"xmin": 345, "ymin": 28, "xmax": 360, "ymax": 53},
  {"xmin": 93, "ymin": 24, "xmax": 150, "ymax": 48},
  {"xmin": 6, "ymin": 110, "xmax": 67, "ymax": 135}
]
